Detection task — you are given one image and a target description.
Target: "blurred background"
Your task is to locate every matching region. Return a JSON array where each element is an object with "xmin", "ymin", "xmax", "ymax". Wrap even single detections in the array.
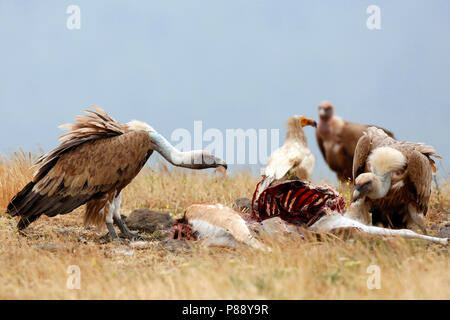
[{"xmin": 0, "ymin": 0, "xmax": 448, "ymax": 183}]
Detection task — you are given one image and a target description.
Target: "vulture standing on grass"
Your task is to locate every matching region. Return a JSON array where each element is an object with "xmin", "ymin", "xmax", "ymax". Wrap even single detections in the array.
[
  {"xmin": 316, "ymin": 101, "xmax": 395, "ymax": 182},
  {"xmin": 351, "ymin": 127, "xmax": 440, "ymax": 233},
  {"xmin": 256, "ymin": 115, "xmax": 316, "ymax": 198},
  {"xmin": 6, "ymin": 106, "xmax": 227, "ymax": 240}
]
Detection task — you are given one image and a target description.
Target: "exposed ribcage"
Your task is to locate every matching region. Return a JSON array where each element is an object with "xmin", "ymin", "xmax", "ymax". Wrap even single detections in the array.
[{"xmin": 252, "ymin": 179, "xmax": 346, "ymax": 226}]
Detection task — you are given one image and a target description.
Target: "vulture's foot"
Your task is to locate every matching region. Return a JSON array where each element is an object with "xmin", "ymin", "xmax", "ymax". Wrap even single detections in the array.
[
  {"xmin": 407, "ymin": 205, "xmax": 428, "ymax": 235},
  {"xmin": 103, "ymin": 222, "xmax": 127, "ymax": 244},
  {"xmin": 406, "ymin": 216, "xmax": 428, "ymax": 235},
  {"xmin": 118, "ymin": 230, "xmax": 142, "ymax": 241},
  {"xmin": 114, "ymin": 217, "xmax": 143, "ymax": 241}
]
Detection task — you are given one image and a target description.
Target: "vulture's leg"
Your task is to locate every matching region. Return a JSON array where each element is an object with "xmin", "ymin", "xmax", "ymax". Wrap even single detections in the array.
[
  {"xmin": 105, "ymin": 202, "xmax": 120, "ymax": 242},
  {"xmin": 112, "ymin": 192, "xmax": 142, "ymax": 240},
  {"xmin": 407, "ymin": 204, "xmax": 428, "ymax": 235},
  {"xmin": 106, "ymin": 222, "xmax": 119, "ymax": 240}
]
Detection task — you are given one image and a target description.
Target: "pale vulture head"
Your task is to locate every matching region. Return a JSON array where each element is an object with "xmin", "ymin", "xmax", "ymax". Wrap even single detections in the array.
[
  {"xmin": 285, "ymin": 115, "xmax": 317, "ymax": 142},
  {"xmin": 286, "ymin": 115, "xmax": 317, "ymax": 131},
  {"xmin": 352, "ymin": 147, "xmax": 406, "ymax": 201},
  {"xmin": 318, "ymin": 101, "xmax": 334, "ymax": 120}
]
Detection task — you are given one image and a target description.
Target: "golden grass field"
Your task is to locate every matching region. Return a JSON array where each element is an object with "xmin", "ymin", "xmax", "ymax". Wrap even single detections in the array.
[{"xmin": 0, "ymin": 150, "xmax": 449, "ymax": 299}]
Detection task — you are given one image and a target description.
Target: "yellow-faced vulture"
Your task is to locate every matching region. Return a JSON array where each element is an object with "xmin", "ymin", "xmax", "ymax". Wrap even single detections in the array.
[{"xmin": 257, "ymin": 115, "xmax": 316, "ymax": 198}]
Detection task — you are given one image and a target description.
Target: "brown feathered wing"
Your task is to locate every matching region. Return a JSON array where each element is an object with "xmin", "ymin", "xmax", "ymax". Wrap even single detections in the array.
[
  {"xmin": 7, "ymin": 106, "xmax": 152, "ymax": 229},
  {"xmin": 353, "ymin": 127, "xmax": 440, "ymax": 219}
]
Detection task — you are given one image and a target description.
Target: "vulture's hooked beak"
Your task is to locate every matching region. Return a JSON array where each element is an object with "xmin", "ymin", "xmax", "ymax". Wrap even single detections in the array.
[
  {"xmin": 318, "ymin": 108, "xmax": 327, "ymax": 117},
  {"xmin": 352, "ymin": 183, "xmax": 370, "ymax": 202},
  {"xmin": 215, "ymin": 157, "xmax": 228, "ymax": 170},
  {"xmin": 300, "ymin": 116, "xmax": 317, "ymax": 128}
]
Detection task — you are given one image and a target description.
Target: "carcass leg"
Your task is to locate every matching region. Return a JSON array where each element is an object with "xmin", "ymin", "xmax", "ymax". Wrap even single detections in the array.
[{"xmin": 310, "ymin": 213, "xmax": 447, "ymax": 245}]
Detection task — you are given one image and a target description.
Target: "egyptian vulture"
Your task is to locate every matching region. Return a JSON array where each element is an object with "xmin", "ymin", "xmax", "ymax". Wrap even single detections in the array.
[
  {"xmin": 316, "ymin": 101, "xmax": 395, "ymax": 182},
  {"xmin": 351, "ymin": 127, "xmax": 440, "ymax": 233},
  {"xmin": 7, "ymin": 106, "xmax": 227, "ymax": 240},
  {"xmin": 256, "ymin": 115, "xmax": 316, "ymax": 197}
]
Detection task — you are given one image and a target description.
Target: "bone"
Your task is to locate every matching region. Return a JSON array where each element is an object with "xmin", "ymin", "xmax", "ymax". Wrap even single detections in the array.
[{"xmin": 310, "ymin": 213, "xmax": 448, "ymax": 245}]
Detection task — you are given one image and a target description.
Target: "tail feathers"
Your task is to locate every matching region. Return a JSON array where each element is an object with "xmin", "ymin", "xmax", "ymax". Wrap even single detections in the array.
[
  {"xmin": 7, "ymin": 181, "xmax": 43, "ymax": 230},
  {"xmin": 6, "ymin": 181, "xmax": 36, "ymax": 217},
  {"xmin": 7, "ymin": 182, "xmax": 94, "ymax": 230},
  {"xmin": 17, "ymin": 214, "xmax": 41, "ymax": 230},
  {"xmin": 415, "ymin": 144, "xmax": 441, "ymax": 159},
  {"xmin": 414, "ymin": 144, "xmax": 441, "ymax": 173}
]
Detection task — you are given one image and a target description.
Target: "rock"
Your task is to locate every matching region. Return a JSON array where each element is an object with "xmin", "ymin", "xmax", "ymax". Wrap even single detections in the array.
[
  {"xmin": 129, "ymin": 241, "xmax": 153, "ymax": 249},
  {"xmin": 260, "ymin": 217, "xmax": 304, "ymax": 236},
  {"xmin": 435, "ymin": 227, "xmax": 450, "ymax": 239},
  {"xmin": 233, "ymin": 198, "xmax": 253, "ymax": 213},
  {"xmin": 158, "ymin": 239, "xmax": 191, "ymax": 253},
  {"xmin": 54, "ymin": 228, "xmax": 69, "ymax": 235},
  {"xmin": 111, "ymin": 248, "xmax": 135, "ymax": 256},
  {"xmin": 125, "ymin": 209, "xmax": 174, "ymax": 233}
]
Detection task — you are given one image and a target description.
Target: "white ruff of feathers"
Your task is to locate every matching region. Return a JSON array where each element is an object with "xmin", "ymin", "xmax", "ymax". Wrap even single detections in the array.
[
  {"xmin": 368, "ymin": 147, "xmax": 406, "ymax": 175},
  {"xmin": 126, "ymin": 120, "xmax": 155, "ymax": 132}
]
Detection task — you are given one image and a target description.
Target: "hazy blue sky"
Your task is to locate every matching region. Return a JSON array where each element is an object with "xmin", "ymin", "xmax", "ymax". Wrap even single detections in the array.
[{"xmin": 0, "ymin": 1, "xmax": 448, "ymax": 182}]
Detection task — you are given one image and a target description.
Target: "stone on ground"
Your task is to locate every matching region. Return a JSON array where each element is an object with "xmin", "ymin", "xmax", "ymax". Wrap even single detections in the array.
[{"xmin": 125, "ymin": 209, "xmax": 174, "ymax": 233}]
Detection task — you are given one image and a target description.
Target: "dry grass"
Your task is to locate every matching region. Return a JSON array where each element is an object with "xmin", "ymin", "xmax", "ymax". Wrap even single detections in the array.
[{"xmin": 0, "ymin": 152, "xmax": 449, "ymax": 300}]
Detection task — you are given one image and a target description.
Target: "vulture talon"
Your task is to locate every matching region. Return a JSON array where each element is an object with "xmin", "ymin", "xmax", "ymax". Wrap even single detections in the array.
[
  {"xmin": 102, "ymin": 223, "xmax": 126, "ymax": 244},
  {"xmin": 119, "ymin": 231, "xmax": 142, "ymax": 241},
  {"xmin": 114, "ymin": 216, "xmax": 142, "ymax": 240}
]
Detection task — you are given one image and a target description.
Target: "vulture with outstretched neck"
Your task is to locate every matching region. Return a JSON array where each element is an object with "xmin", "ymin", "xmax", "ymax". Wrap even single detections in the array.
[
  {"xmin": 7, "ymin": 106, "xmax": 227, "ymax": 240},
  {"xmin": 256, "ymin": 115, "xmax": 316, "ymax": 198},
  {"xmin": 316, "ymin": 101, "xmax": 395, "ymax": 182},
  {"xmin": 352, "ymin": 127, "xmax": 440, "ymax": 233}
]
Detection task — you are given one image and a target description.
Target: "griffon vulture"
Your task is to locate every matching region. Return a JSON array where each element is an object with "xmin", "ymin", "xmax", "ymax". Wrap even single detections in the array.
[
  {"xmin": 7, "ymin": 106, "xmax": 227, "ymax": 240},
  {"xmin": 351, "ymin": 127, "xmax": 440, "ymax": 233},
  {"xmin": 316, "ymin": 101, "xmax": 395, "ymax": 182},
  {"xmin": 256, "ymin": 115, "xmax": 316, "ymax": 198}
]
